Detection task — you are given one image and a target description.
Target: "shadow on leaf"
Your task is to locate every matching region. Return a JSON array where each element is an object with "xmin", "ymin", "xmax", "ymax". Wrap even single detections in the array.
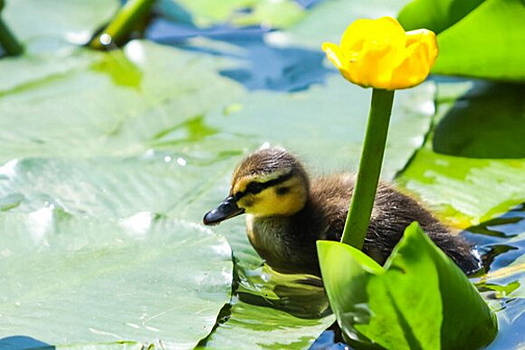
[{"xmin": 433, "ymin": 81, "xmax": 525, "ymax": 159}]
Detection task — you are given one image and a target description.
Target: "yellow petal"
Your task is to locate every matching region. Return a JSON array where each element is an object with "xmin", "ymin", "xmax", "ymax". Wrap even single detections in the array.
[
  {"xmin": 342, "ymin": 17, "xmax": 407, "ymax": 70},
  {"xmin": 390, "ymin": 54, "xmax": 428, "ymax": 88},
  {"xmin": 405, "ymin": 29, "xmax": 438, "ymax": 68},
  {"xmin": 389, "ymin": 30, "xmax": 438, "ymax": 89},
  {"xmin": 321, "ymin": 42, "xmax": 346, "ymax": 71},
  {"xmin": 322, "ymin": 16, "xmax": 438, "ymax": 89}
]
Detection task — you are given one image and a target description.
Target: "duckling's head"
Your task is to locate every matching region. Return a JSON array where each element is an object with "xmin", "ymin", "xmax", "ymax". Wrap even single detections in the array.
[{"xmin": 203, "ymin": 147, "xmax": 309, "ymax": 225}]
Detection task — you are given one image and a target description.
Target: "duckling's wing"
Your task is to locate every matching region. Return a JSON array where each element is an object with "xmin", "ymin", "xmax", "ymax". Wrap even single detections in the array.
[{"xmin": 309, "ymin": 174, "xmax": 354, "ymax": 242}]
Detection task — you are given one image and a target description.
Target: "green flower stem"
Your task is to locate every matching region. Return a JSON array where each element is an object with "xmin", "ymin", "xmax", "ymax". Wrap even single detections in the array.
[
  {"xmin": 89, "ymin": 0, "xmax": 155, "ymax": 50},
  {"xmin": 341, "ymin": 88, "xmax": 395, "ymax": 249},
  {"xmin": 0, "ymin": 17, "xmax": 23, "ymax": 56}
]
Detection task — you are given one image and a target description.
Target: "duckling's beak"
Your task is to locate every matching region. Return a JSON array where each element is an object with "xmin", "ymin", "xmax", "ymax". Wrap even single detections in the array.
[{"xmin": 203, "ymin": 196, "xmax": 245, "ymax": 226}]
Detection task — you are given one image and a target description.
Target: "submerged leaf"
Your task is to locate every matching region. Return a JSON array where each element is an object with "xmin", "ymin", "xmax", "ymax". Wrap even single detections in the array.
[{"xmin": 318, "ymin": 222, "xmax": 497, "ymax": 349}]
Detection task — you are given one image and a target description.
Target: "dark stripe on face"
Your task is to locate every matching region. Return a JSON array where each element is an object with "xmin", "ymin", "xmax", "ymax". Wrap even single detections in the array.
[{"xmin": 234, "ymin": 172, "xmax": 295, "ymax": 200}]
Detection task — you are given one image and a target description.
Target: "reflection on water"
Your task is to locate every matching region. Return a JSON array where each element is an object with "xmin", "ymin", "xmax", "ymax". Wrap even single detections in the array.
[
  {"xmin": 236, "ymin": 264, "xmax": 331, "ymax": 319},
  {"xmin": 465, "ymin": 203, "xmax": 525, "ymax": 350}
]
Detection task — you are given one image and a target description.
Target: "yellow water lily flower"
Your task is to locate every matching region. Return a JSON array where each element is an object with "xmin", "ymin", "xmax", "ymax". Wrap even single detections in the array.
[{"xmin": 322, "ymin": 17, "xmax": 438, "ymax": 90}]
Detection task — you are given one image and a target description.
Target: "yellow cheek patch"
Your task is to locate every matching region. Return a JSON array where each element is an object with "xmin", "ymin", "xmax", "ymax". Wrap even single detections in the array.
[
  {"xmin": 237, "ymin": 196, "xmax": 254, "ymax": 209},
  {"xmin": 253, "ymin": 192, "xmax": 302, "ymax": 216}
]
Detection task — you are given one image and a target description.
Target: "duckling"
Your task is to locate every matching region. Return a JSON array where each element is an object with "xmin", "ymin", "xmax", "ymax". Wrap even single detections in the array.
[{"xmin": 203, "ymin": 147, "xmax": 480, "ymax": 276}]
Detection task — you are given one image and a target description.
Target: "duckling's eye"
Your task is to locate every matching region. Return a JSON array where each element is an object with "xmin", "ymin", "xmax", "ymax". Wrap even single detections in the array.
[
  {"xmin": 246, "ymin": 182, "xmax": 264, "ymax": 194},
  {"xmin": 276, "ymin": 187, "xmax": 290, "ymax": 196}
]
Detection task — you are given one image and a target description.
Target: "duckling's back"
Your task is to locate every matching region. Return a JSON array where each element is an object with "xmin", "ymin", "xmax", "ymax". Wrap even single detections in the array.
[{"xmin": 309, "ymin": 174, "xmax": 479, "ymax": 273}]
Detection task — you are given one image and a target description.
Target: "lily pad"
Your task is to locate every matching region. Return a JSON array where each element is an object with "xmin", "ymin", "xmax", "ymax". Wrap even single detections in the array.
[
  {"xmin": 199, "ymin": 299, "xmax": 334, "ymax": 350},
  {"xmin": 396, "ymin": 80, "xmax": 525, "ymax": 227},
  {"xmin": 3, "ymin": 0, "xmax": 120, "ymax": 48},
  {"xmin": 432, "ymin": 81, "xmax": 525, "ymax": 159},
  {"xmin": 0, "ymin": 211, "xmax": 233, "ymax": 348},
  {"xmin": 205, "ymin": 76, "xmax": 436, "ymax": 180},
  {"xmin": 0, "ymin": 40, "xmax": 244, "ymax": 164}
]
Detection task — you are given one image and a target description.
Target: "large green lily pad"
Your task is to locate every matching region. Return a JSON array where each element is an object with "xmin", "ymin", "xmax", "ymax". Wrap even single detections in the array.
[
  {"xmin": 204, "ymin": 76, "xmax": 436, "ymax": 180},
  {"xmin": 397, "ymin": 81, "xmax": 525, "ymax": 227},
  {"xmin": 0, "ymin": 210, "xmax": 233, "ymax": 348},
  {"xmin": 431, "ymin": 82, "xmax": 525, "ymax": 159},
  {"xmin": 0, "ymin": 40, "xmax": 245, "ymax": 164},
  {"xmin": 199, "ymin": 299, "xmax": 333, "ymax": 350}
]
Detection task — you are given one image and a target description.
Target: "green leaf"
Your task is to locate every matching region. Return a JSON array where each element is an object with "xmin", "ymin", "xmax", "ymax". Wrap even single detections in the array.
[
  {"xmin": 199, "ymin": 299, "xmax": 333, "ymax": 350},
  {"xmin": 0, "ymin": 338, "xmax": 144, "ymax": 350},
  {"xmin": 0, "ymin": 212, "xmax": 233, "ymax": 348},
  {"xmin": 316, "ymin": 241, "xmax": 384, "ymax": 348},
  {"xmin": 206, "ymin": 76, "xmax": 437, "ymax": 180},
  {"xmin": 318, "ymin": 222, "xmax": 497, "ymax": 350},
  {"xmin": 0, "ymin": 40, "xmax": 244, "ymax": 163},
  {"xmin": 396, "ymin": 81, "xmax": 525, "ymax": 227},
  {"xmin": 397, "ymin": 0, "xmax": 485, "ymax": 34},
  {"xmin": 398, "ymin": 0, "xmax": 525, "ymax": 81},
  {"xmin": 0, "ymin": 154, "xmax": 236, "ymax": 347},
  {"xmin": 406, "ymin": 224, "xmax": 498, "ymax": 350},
  {"xmin": 431, "ymin": 82, "xmax": 525, "ymax": 159}
]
